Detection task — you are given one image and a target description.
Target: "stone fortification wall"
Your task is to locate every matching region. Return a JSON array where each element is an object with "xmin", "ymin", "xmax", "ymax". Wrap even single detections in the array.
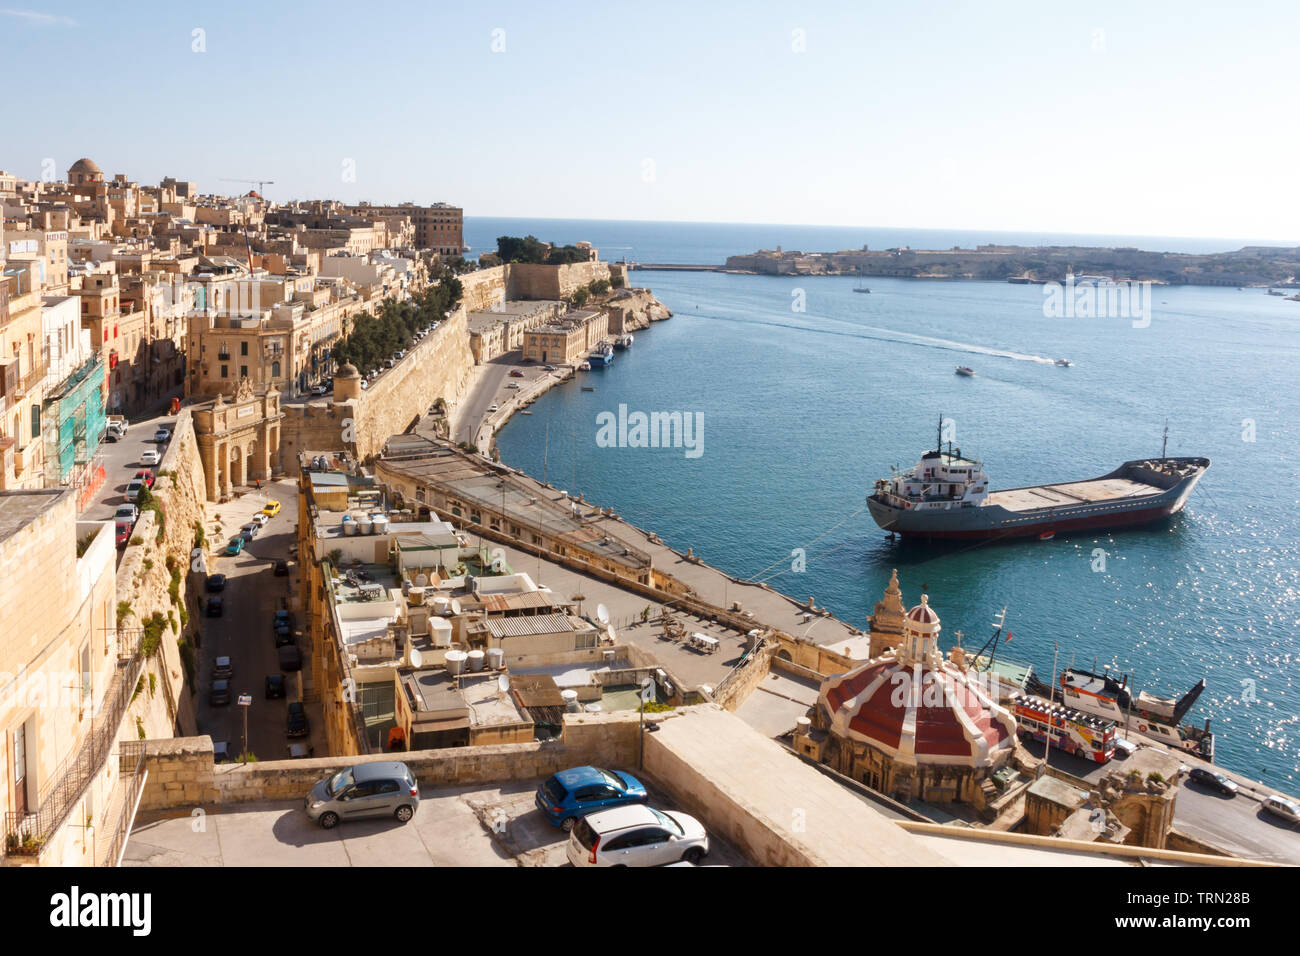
[
  {"xmin": 459, "ymin": 265, "xmax": 507, "ymax": 312},
  {"xmin": 605, "ymin": 288, "xmax": 672, "ymax": 333},
  {"xmin": 508, "ymin": 260, "xmax": 612, "ymax": 300}
]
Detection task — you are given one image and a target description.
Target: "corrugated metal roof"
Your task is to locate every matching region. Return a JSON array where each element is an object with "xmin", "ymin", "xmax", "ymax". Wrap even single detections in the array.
[
  {"xmin": 310, "ymin": 472, "xmax": 350, "ymax": 487},
  {"xmin": 485, "ymin": 613, "xmax": 574, "ymax": 639},
  {"xmin": 480, "ymin": 592, "xmax": 557, "ymax": 613}
]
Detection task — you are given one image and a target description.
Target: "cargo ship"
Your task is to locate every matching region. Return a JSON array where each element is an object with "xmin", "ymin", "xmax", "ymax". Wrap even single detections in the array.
[{"xmin": 866, "ymin": 419, "xmax": 1209, "ymax": 540}]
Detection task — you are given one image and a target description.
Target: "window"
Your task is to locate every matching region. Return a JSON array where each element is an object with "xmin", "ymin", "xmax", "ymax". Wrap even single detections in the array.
[
  {"xmin": 240, "ymin": 365, "xmax": 248, "ymax": 378},
  {"xmin": 31, "ymin": 405, "xmax": 40, "ymax": 439},
  {"xmin": 220, "ymin": 365, "xmax": 228, "ymax": 379},
  {"xmin": 271, "ymin": 361, "xmax": 281, "ymax": 378},
  {"xmin": 240, "ymin": 341, "xmax": 248, "ymax": 356},
  {"xmin": 80, "ymin": 642, "xmax": 92, "ymax": 716}
]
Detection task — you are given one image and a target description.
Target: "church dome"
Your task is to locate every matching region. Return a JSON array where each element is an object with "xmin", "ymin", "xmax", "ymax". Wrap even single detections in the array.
[
  {"xmin": 906, "ymin": 594, "xmax": 941, "ymax": 627},
  {"xmin": 69, "ymin": 157, "xmax": 101, "ymax": 175},
  {"xmin": 338, "ymin": 362, "xmax": 360, "ymax": 378}
]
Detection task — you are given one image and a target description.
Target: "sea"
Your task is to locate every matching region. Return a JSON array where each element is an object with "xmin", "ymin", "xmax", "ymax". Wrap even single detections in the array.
[{"xmin": 474, "ymin": 216, "xmax": 1300, "ymax": 791}]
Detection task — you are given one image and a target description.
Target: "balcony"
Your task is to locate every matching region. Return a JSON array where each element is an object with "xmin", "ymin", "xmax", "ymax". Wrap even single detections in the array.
[{"xmin": 14, "ymin": 360, "xmax": 48, "ymax": 398}]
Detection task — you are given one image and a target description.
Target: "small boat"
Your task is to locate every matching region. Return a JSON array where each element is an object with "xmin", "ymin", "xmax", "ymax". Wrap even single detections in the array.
[
  {"xmin": 1038, "ymin": 531, "xmax": 1055, "ymax": 541},
  {"xmin": 520, "ymin": 410, "xmax": 533, "ymax": 415},
  {"xmin": 1054, "ymin": 358, "xmax": 1072, "ymax": 367},
  {"xmin": 955, "ymin": 366, "xmax": 976, "ymax": 377},
  {"xmin": 581, "ymin": 386, "xmax": 595, "ymax": 392},
  {"xmin": 853, "ymin": 270, "xmax": 870, "ymax": 293},
  {"xmin": 578, "ymin": 361, "xmax": 591, "ymax": 371}
]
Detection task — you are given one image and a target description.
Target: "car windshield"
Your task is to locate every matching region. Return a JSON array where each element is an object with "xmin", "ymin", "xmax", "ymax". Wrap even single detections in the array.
[
  {"xmin": 572, "ymin": 817, "xmax": 598, "ymax": 850},
  {"xmin": 327, "ymin": 769, "xmax": 354, "ymax": 796},
  {"xmin": 649, "ymin": 807, "xmax": 683, "ymax": 835}
]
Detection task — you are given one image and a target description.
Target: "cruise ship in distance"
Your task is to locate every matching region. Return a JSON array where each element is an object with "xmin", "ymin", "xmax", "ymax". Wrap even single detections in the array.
[{"xmin": 866, "ymin": 419, "xmax": 1209, "ymax": 541}]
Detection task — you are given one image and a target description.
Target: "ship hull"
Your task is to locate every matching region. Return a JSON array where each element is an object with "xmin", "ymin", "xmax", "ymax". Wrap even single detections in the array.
[{"xmin": 868, "ymin": 457, "xmax": 1209, "ymax": 541}]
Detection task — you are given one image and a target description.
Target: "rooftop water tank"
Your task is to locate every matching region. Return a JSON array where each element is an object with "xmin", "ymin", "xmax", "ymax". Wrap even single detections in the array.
[
  {"xmin": 562, "ymin": 689, "xmax": 580, "ymax": 713},
  {"xmin": 486, "ymin": 647, "xmax": 504, "ymax": 670},
  {"xmin": 408, "ymin": 587, "xmax": 425, "ymax": 606},
  {"xmin": 796, "ymin": 716, "xmax": 812, "ymax": 736},
  {"xmin": 432, "ymin": 596, "xmax": 450, "ymax": 616},
  {"xmin": 371, "ymin": 514, "xmax": 390, "ymax": 535},
  {"xmin": 444, "ymin": 649, "xmax": 467, "ymax": 676},
  {"xmin": 430, "ymin": 617, "xmax": 453, "ymax": 647},
  {"xmin": 342, "ymin": 516, "xmax": 358, "ymax": 536},
  {"xmin": 584, "ymin": 703, "xmax": 603, "ymax": 713},
  {"xmin": 467, "ymin": 649, "xmax": 485, "ymax": 672},
  {"xmin": 357, "ymin": 515, "xmax": 373, "ymax": 535}
]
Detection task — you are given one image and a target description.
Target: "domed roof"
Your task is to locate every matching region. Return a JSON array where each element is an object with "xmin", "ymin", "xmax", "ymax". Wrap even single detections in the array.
[
  {"xmin": 338, "ymin": 362, "xmax": 360, "ymax": 378},
  {"xmin": 820, "ymin": 656, "xmax": 1016, "ymax": 767},
  {"xmin": 69, "ymin": 157, "xmax": 101, "ymax": 174},
  {"xmin": 907, "ymin": 594, "xmax": 940, "ymax": 626}
]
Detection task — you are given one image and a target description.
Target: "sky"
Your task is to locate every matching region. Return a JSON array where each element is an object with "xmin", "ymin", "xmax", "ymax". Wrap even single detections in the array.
[{"xmin": 3, "ymin": 1, "xmax": 1299, "ymax": 242}]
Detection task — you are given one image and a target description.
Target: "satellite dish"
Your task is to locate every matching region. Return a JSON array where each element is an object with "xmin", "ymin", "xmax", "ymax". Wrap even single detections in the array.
[
  {"xmin": 409, "ymin": 648, "xmax": 423, "ymax": 669},
  {"xmin": 596, "ymin": 604, "xmax": 610, "ymax": 625},
  {"xmin": 449, "ymin": 598, "xmax": 462, "ymax": 615},
  {"xmin": 497, "ymin": 673, "xmax": 510, "ymax": 693}
]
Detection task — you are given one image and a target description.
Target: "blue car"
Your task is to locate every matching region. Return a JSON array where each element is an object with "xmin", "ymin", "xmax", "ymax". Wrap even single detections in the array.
[
  {"xmin": 224, "ymin": 536, "xmax": 244, "ymax": 556},
  {"xmin": 535, "ymin": 766, "xmax": 648, "ymax": 831}
]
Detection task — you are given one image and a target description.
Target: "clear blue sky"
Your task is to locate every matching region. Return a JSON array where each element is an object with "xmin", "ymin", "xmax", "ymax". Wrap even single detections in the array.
[{"xmin": 4, "ymin": 1, "xmax": 1298, "ymax": 241}]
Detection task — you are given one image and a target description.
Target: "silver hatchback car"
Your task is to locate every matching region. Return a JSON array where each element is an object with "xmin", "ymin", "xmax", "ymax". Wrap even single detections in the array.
[{"xmin": 304, "ymin": 761, "xmax": 419, "ymax": 829}]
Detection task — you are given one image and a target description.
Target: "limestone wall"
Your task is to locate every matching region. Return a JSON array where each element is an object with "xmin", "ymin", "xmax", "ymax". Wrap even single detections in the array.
[
  {"xmin": 605, "ymin": 288, "xmax": 672, "ymax": 333},
  {"xmin": 509, "ymin": 261, "xmax": 612, "ymax": 300},
  {"xmin": 115, "ymin": 408, "xmax": 209, "ymax": 742},
  {"xmin": 137, "ymin": 712, "xmax": 640, "ymax": 813},
  {"xmin": 278, "ymin": 400, "xmax": 355, "ymax": 469},
  {"xmin": 459, "ymin": 265, "xmax": 507, "ymax": 312}
]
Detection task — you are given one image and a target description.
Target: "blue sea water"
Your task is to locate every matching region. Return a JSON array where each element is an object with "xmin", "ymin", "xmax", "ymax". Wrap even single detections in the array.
[{"xmin": 488, "ymin": 221, "xmax": 1300, "ymax": 791}]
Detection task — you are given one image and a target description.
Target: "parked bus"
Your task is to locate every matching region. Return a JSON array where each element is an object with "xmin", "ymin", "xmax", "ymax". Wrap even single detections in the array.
[{"xmin": 1008, "ymin": 692, "xmax": 1116, "ymax": 763}]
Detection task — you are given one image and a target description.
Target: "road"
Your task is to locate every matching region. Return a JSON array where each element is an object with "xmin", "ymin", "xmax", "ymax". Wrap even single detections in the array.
[
  {"xmin": 451, "ymin": 354, "xmax": 560, "ymax": 446},
  {"xmin": 193, "ymin": 479, "xmax": 325, "ymax": 764},
  {"xmin": 83, "ymin": 410, "xmax": 178, "ymax": 524}
]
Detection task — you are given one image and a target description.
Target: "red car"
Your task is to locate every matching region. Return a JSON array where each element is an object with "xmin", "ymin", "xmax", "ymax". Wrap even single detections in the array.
[
  {"xmin": 509, "ymin": 369, "xmax": 525, "ymax": 378},
  {"xmin": 134, "ymin": 469, "xmax": 156, "ymax": 489},
  {"xmin": 115, "ymin": 521, "xmax": 132, "ymax": 548}
]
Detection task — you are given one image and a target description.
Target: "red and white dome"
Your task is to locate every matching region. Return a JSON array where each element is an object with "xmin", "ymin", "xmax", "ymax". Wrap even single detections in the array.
[{"xmin": 818, "ymin": 593, "xmax": 1016, "ymax": 767}]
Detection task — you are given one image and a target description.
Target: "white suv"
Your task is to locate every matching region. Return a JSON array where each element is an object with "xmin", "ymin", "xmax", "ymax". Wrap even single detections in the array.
[{"xmin": 567, "ymin": 804, "xmax": 709, "ymax": 867}]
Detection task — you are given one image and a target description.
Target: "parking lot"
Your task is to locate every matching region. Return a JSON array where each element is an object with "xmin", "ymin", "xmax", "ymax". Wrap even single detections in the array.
[{"xmin": 125, "ymin": 777, "xmax": 749, "ymax": 867}]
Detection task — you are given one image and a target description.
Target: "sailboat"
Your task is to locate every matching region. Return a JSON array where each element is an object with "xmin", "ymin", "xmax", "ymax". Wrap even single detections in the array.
[{"xmin": 853, "ymin": 269, "xmax": 871, "ymax": 294}]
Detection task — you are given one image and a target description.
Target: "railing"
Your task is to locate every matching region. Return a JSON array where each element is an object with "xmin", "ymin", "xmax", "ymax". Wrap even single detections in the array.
[
  {"xmin": 2, "ymin": 643, "xmax": 144, "ymax": 859},
  {"xmin": 15, "ymin": 360, "xmax": 48, "ymax": 397},
  {"xmin": 99, "ymin": 741, "xmax": 147, "ymax": 868}
]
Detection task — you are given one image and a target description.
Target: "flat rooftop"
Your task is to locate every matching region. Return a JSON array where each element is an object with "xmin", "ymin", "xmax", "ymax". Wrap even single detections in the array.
[{"xmin": 0, "ymin": 489, "xmax": 65, "ymax": 544}]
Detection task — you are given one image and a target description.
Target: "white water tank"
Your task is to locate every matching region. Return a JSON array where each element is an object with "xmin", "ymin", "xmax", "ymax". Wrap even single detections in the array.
[
  {"xmin": 432, "ymin": 596, "xmax": 450, "ymax": 616},
  {"xmin": 467, "ymin": 649, "xmax": 485, "ymax": 672},
  {"xmin": 562, "ymin": 689, "xmax": 580, "ymax": 713},
  {"xmin": 357, "ymin": 515, "xmax": 373, "ymax": 535},
  {"xmin": 444, "ymin": 649, "xmax": 467, "ymax": 676},
  {"xmin": 584, "ymin": 702, "xmax": 602, "ymax": 713},
  {"xmin": 342, "ymin": 516, "xmax": 357, "ymax": 536},
  {"xmin": 486, "ymin": 647, "xmax": 504, "ymax": 670},
  {"xmin": 796, "ymin": 716, "xmax": 812, "ymax": 736},
  {"xmin": 408, "ymin": 587, "xmax": 425, "ymax": 606},
  {"xmin": 371, "ymin": 514, "xmax": 390, "ymax": 535},
  {"xmin": 430, "ymin": 617, "xmax": 453, "ymax": 648}
]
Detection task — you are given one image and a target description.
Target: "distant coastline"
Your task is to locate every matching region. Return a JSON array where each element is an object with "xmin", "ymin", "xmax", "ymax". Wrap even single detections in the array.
[{"xmin": 627, "ymin": 243, "xmax": 1300, "ymax": 288}]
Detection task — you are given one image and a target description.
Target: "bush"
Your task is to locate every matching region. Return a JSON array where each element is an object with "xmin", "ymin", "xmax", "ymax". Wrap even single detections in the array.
[
  {"xmin": 571, "ymin": 287, "xmax": 590, "ymax": 307},
  {"xmin": 117, "ymin": 601, "xmax": 133, "ymax": 628},
  {"xmin": 611, "ymin": 274, "xmax": 625, "ymax": 290},
  {"xmin": 588, "ymin": 278, "xmax": 610, "ymax": 296},
  {"xmin": 140, "ymin": 612, "xmax": 167, "ymax": 659}
]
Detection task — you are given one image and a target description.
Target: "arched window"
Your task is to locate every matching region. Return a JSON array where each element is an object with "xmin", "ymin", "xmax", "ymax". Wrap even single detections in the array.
[{"xmin": 271, "ymin": 361, "xmax": 281, "ymax": 378}]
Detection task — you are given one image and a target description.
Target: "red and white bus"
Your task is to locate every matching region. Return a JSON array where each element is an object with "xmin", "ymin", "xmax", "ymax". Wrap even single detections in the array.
[{"xmin": 1008, "ymin": 692, "xmax": 1116, "ymax": 763}]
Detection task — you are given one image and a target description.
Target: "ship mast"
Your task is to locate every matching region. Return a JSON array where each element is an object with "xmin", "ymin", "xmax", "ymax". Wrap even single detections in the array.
[{"xmin": 1161, "ymin": 418, "xmax": 1169, "ymax": 460}]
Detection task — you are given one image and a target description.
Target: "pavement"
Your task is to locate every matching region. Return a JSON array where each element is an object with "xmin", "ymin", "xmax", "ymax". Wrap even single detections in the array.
[
  {"xmin": 194, "ymin": 479, "xmax": 326, "ymax": 764},
  {"xmin": 450, "ymin": 352, "xmax": 569, "ymax": 447},
  {"xmin": 124, "ymin": 777, "xmax": 750, "ymax": 867},
  {"xmin": 734, "ymin": 670, "xmax": 821, "ymax": 738}
]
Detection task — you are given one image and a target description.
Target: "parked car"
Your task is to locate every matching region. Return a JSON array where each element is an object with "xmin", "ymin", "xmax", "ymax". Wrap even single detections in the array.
[
  {"xmin": 1189, "ymin": 767, "xmax": 1239, "ymax": 795},
  {"xmin": 509, "ymin": 369, "xmax": 524, "ymax": 378},
  {"xmin": 125, "ymin": 479, "xmax": 144, "ymax": 501},
  {"xmin": 360, "ymin": 380, "xmax": 369, "ymax": 390},
  {"xmin": 115, "ymin": 504, "xmax": 139, "ymax": 523},
  {"xmin": 209, "ymin": 679, "xmax": 232, "ymax": 706},
  {"xmin": 207, "ymin": 596, "xmax": 223, "ymax": 618},
  {"xmin": 139, "ymin": 450, "xmax": 162, "ymax": 467},
  {"xmin": 1113, "ymin": 737, "xmax": 1137, "ymax": 758},
  {"xmin": 278, "ymin": 644, "xmax": 302, "ymax": 672},
  {"xmin": 310, "ymin": 384, "xmax": 329, "ymax": 396},
  {"xmin": 134, "ymin": 469, "xmax": 156, "ymax": 489},
  {"xmin": 261, "ymin": 500, "xmax": 282, "ymax": 518},
  {"xmin": 1262, "ymin": 795, "xmax": 1300, "ymax": 824},
  {"xmin": 206, "ymin": 573, "xmax": 227, "ymax": 593},
  {"xmin": 567, "ymin": 805, "xmax": 709, "ymax": 867},
  {"xmin": 115, "ymin": 522, "xmax": 132, "ymax": 547},
  {"xmin": 385, "ymin": 358, "xmax": 396, "ymax": 369},
  {"xmin": 506, "ymin": 382, "xmax": 520, "ymax": 389},
  {"xmin": 488, "ymin": 403, "xmax": 499, "ymax": 413},
  {"xmin": 153, "ymin": 428, "xmax": 171, "ymax": 443},
  {"xmin": 304, "ymin": 761, "xmax": 419, "ymax": 829},
  {"xmin": 250, "ymin": 512, "xmax": 269, "ymax": 527},
  {"xmin": 213, "ymin": 740, "xmax": 232, "ymax": 764},
  {"xmin": 286, "ymin": 701, "xmax": 310, "ymax": 738},
  {"xmin": 274, "ymin": 610, "xmax": 294, "ymax": 645},
  {"xmin": 239, "ymin": 523, "xmax": 259, "ymax": 541},
  {"xmin": 213, "ymin": 655, "xmax": 233, "ymax": 680},
  {"xmin": 543, "ymin": 364, "xmax": 557, "ymax": 371},
  {"xmin": 273, "ymin": 559, "xmax": 289, "ymax": 576},
  {"xmin": 224, "ymin": 536, "xmax": 244, "ymax": 556},
  {"xmin": 265, "ymin": 674, "xmax": 286, "ymax": 699},
  {"xmin": 535, "ymin": 766, "xmax": 648, "ymax": 830}
]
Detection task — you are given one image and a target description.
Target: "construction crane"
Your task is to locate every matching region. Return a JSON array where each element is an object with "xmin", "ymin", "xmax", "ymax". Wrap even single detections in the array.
[{"xmin": 219, "ymin": 177, "xmax": 275, "ymax": 196}]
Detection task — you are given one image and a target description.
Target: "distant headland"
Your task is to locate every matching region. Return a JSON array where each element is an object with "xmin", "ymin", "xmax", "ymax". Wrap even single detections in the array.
[{"xmin": 631, "ymin": 243, "xmax": 1300, "ymax": 289}]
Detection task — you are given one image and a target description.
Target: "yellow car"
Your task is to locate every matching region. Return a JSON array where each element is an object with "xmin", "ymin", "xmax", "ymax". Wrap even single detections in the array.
[{"xmin": 261, "ymin": 500, "xmax": 282, "ymax": 518}]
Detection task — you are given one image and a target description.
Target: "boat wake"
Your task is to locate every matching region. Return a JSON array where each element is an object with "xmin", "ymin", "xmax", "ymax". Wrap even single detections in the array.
[{"xmin": 698, "ymin": 308, "xmax": 1061, "ymax": 366}]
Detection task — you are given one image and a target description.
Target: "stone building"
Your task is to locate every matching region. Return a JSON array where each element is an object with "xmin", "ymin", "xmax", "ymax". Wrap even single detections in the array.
[
  {"xmin": 522, "ymin": 309, "xmax": 608, "ymax": 366},
  {"xmin": 191, "ymin": 378, "xmax": 283, "ymax": 499},
  {"xmin": 795, "ymin": 591, "xmax": 1017, "ymax": 804}
]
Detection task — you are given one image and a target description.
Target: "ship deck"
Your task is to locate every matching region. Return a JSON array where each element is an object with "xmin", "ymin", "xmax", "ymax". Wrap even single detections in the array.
[{"xmin": 988, "ymin": 476, "xmax": 1161, "ymax": 513}]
